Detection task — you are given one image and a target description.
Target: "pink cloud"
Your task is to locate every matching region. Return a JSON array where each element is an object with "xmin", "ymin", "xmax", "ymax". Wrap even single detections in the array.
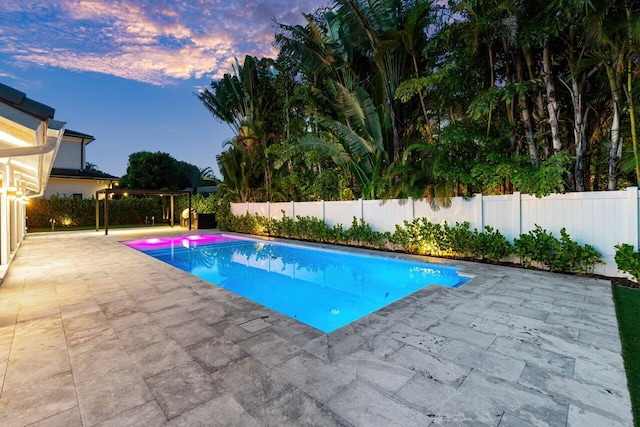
[{"xmin": 0, "ymin": 0, "xmax": 328, "ymax": 85}]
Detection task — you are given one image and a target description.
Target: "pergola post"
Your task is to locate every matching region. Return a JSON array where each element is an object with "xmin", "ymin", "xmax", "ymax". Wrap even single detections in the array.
[
  {"xmin": 170, "ymin": 195, "xmax": 174, "ymax": 227},
  {"xmin": 95, "ymin": 192, "xmax": 99, "ymax": 231},
  {"xmin": 94, "ymin": 189, "xmax": 190, "ymax": 235},
  {"xmin": 104, "ymin": 192, "xmax": 109, "ymax": 236}
]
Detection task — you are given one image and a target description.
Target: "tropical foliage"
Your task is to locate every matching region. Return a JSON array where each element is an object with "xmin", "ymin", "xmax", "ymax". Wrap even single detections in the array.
[
  {"xmin": 615, "ymin": 243, "xmax": 640, "ymax": 282},
  {"xmin": 200, "ymin": 0, "xmax": 640, "ymax": 204}
]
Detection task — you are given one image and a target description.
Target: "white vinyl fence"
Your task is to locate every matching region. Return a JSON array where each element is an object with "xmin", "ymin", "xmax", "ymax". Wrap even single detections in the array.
[{"xmin": 231, "ymin": 187, "xmax": 640, "ymax": 277}]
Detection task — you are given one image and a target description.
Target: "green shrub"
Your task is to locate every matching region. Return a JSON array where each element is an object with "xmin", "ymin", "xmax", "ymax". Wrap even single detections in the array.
[
  {"xmin": 345, "ymin": 218, "xmax": 389, "ymax": 248},
  {"xmin": 514, "ymin": 225, "xmax": 602, "ymax": 273},
  {"xmin": 393, "ymin": 218, "xmax": 448, "ymax": 255},
  {"xmin": 220, "ymin": 206, "xmax": 603, "ymax": 275},
  {"xmin": 472, "ymin": 226, "xmax": 513, "ymax": 263},
  {"xmin": 447, "ymin": 222, "xmax": 475, "ymax": 258},
  {"xmin": 615, "ymin": 244, "xmax": 640, "ymax": 283}
]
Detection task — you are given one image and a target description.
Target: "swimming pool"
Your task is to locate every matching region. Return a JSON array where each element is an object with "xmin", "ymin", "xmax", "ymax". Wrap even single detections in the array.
[{"xmin": 124, "ymin": 234, "xmax": 469, "ymax": 333}]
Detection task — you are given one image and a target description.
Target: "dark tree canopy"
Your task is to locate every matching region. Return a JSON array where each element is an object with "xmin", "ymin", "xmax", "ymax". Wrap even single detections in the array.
[
  {"xmin": 122, "ymin": 151, "xmax": 184, "ymax": 190},
  {"xmin": 200, "ymin": 0, "xmax": 640, "ymax": 203}
]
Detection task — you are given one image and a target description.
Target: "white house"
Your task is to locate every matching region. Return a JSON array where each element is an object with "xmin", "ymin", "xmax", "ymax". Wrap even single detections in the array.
[
  {"xmin": 44, "ymin": 129, "xmax": 119, "ymax": 199},
  {"xmin": 0, "ymin": 82, "xmax": 64, "ymax": 276}
]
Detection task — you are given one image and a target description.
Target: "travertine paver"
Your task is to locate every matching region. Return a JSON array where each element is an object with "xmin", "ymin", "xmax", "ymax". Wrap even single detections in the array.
[{"xmin": 0, "ymin": 228, "xmax": 633, "ymax": 426}]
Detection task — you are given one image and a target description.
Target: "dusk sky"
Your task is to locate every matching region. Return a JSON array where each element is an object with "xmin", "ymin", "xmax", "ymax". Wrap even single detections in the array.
[{"xmin": 0, "ymin": 0, "xmax": 326, "ymax": 178}]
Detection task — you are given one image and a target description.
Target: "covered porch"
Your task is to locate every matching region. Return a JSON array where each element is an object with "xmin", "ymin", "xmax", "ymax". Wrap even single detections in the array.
[{"xmin": 0, "ymin": 83, "xmax": 64, "ymax": 280}]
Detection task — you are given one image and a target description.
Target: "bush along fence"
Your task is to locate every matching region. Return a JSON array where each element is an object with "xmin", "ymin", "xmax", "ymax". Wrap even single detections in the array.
[
  {"xmin": 232, "ymin": 189, "xmax": 640, "ymax": 278},
  {"xmin": 27, "ymin": 194, "xmax": 217, "ymax": 229},
  {"xmin": 217, "ymin": 210, "xmax": 604, "ymax": 275}
]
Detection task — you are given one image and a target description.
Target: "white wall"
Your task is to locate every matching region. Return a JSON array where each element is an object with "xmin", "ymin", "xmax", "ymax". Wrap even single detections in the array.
[
  {"xmin": 231, "ymin": 188, "xmax": 640, "ymax": 277},
  {"xmin": 44, "ymin": 178, "xmax": 111, "ymax": 199},
  {"xmin": 53, "ymin": 139, "xmax": 82, "ymax": 169}
]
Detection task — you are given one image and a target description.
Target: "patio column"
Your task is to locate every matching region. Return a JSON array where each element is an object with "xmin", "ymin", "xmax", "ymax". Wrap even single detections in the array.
[
  {"xmin": 10, "ymin": 197, "xmax": 17, "ymax": 253},
  {"xmin": 0, "ymin": 165, "xmax": 8, "ymax": 265}
]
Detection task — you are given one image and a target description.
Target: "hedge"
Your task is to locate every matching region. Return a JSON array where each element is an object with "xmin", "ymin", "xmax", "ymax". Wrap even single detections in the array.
[{"xmin": 27, "ymin": 193, "xmax": 216, "ymax": 228}]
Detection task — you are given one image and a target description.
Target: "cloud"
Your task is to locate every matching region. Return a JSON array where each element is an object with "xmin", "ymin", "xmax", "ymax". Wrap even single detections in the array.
[{"xmin": 0, "ymin": 0, "xmax": 328, "ymax": 85}]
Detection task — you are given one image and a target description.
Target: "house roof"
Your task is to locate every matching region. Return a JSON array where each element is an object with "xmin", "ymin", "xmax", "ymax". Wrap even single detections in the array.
[
  {"xmin": 0, "ymin": 82, "xmax": 55, "ymax": 120},
  {"xmin": 50, "ymin": 167, "xmax": 120, "ymax": 181},
  {"xmin": 63, "ymin": 129, "xmax": 95, "ymax": 144}
]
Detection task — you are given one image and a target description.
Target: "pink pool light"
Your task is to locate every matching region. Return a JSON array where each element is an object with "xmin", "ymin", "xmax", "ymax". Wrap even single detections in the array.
[{"xmin": 123, "ymin": 234, "xmax": 235, "ymax": 251}]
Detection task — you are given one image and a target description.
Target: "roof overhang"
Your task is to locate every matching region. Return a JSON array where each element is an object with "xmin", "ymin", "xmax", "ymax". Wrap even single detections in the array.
[
  {"xmin": 0, "ymin": 102, "xmax": 46, "ymax": 149},
  {"xmin": 0, "ymin": 105, "xmax": 65, "ymax": 197}
]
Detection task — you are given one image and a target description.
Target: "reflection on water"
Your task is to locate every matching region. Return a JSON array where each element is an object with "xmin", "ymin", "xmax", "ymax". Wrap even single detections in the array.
[{"xmin": 124, "ymin": 235, "xmax": 467, "ymax": 333}]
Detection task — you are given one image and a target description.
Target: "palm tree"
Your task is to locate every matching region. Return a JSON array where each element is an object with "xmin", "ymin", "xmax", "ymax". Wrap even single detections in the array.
[
  {"xmin": 383, "ymin": 0, "xmax": 436, "ymax": 138},
  {"xmin": 334, "ymin": 0, "xmax": 406, "ymax": 162},
  {"xmin": 585, "ymin": 0, "xmax": 629, "ymax": 190},
  {"xmin": 296, "ymin": 81, "xmax": 388, "ymax": 199},
  {"xmin": 178, "ymin": 162, "xmax": 215, "ymax": 195}
]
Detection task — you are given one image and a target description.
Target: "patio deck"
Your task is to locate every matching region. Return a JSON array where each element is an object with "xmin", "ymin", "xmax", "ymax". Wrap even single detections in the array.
[{"xmin": 0, "ymin": 228, "xmax": 632, "ymax": 426}]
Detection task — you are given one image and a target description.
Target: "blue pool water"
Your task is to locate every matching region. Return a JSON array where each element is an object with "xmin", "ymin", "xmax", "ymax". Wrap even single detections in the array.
[{"xmin": 124, "ymin": 235, "xmax": 469, "ymax": 333}]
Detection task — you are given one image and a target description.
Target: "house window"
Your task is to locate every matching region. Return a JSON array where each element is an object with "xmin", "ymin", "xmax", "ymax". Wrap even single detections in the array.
[{"xmin": 72, "ymin": 193, "xmax": 83, "ymax": 199}]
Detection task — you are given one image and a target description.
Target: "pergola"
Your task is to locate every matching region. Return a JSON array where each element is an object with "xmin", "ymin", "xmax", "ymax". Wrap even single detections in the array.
[{"xmin": 95, "ymin": 188, "xmax": 192, "ymax": 235}]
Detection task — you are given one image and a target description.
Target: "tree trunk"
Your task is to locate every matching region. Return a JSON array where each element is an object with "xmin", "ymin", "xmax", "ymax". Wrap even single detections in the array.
[
  {"xmin": 627, "ymin": 5, "xmax": 640, "ymax": 184},
  {"xmin": 516, "ymin": 55, "xmax": 539, "ymax": 166},
  {"xmin": 629, "ymin": 60, "xmax": 640, "ymax": 184},
  {"xmin": 571, "ymin": 76, "xmax": 587, "ymax": 191},
  {"xmin": 543, "ymin": 42, "xmax": 562, "ymax": 154},
  {"xmin": 487, "ymin": 45, "xmax": 494, "ymax": 136},
  {"xmin": 522, "ymin": 46, "xmax": 545, "ymax": 124},
  {"xmin": 606, "ymin": 64, "xmax": 623, "ymax": 190},
  {"xmin": 411, "ymin": 53, "xmax": 433, "ymax": 140}
]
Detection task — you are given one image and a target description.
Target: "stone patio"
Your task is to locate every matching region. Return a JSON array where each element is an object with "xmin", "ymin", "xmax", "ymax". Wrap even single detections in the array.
[{"xmin": 0, "ymin": 228, "xmax": 632, "ymax": 426}]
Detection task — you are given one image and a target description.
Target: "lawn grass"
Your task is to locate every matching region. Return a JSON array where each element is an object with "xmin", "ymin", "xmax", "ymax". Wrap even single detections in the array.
[{"xmin": 612, "ymin": 284, "xmax": 640, "ymax": 426}]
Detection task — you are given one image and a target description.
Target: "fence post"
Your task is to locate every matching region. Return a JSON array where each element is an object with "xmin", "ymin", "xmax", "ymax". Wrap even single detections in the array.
[
  {"xmin": 474, "ymin": 193, "xmax": 483, "ymax": 230},
  {"xmin": 360, "ymin": 198, "xmax": 364, "ymax": 220},
  {"xmin": 410, "ymin": 197, "xmax": 415, "ymax": 221},
  {"xmin": 627, "ymin": 187, "xmax": 639, "ymax": 249},
  {"xmin": 512, "ymin": 192, "xmax": 522, "ymax": 240},
  {"xmin": 291, "ymin": 200, "xmax": 295, "ymax": 220},
  {"xmin": 322, "ymin": 200, "xmax": 326, "ymax": 224}
]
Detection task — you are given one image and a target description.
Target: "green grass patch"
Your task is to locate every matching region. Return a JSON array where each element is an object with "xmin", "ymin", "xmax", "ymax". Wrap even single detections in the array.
[{"xmin": 612, "ymin": 284, "xmax": 640, "ymax": 426}]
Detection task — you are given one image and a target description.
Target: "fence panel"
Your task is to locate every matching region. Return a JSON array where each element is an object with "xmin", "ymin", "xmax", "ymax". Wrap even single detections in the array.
[
  {"xmin": 269, "ymin": 202, "xmax": 292, "ymax": 220},
  {"xmin": 363, "ymin": 199, "xmax": 413, "ymax": 232},
  {"xmin": 323, "ymin": 200, "xmax": 361, "ymax": 227},
  {"xmin": 231, "ymin": 187, "xmax": 640, "ymax": 277},
  {"xmin": 413, "ymin": 197, "xmax": 479, "ymax": 228},
  {"xmin": 519, "ymin": 192, "xmax": 628, "ymax": 276},
  {"xmin": 294, "ymin": 201, "xmax": 323, "ymax": 220},
  {"xmin": 483, "ymin": 195, "xmax": 517, "ymax": 239}
]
